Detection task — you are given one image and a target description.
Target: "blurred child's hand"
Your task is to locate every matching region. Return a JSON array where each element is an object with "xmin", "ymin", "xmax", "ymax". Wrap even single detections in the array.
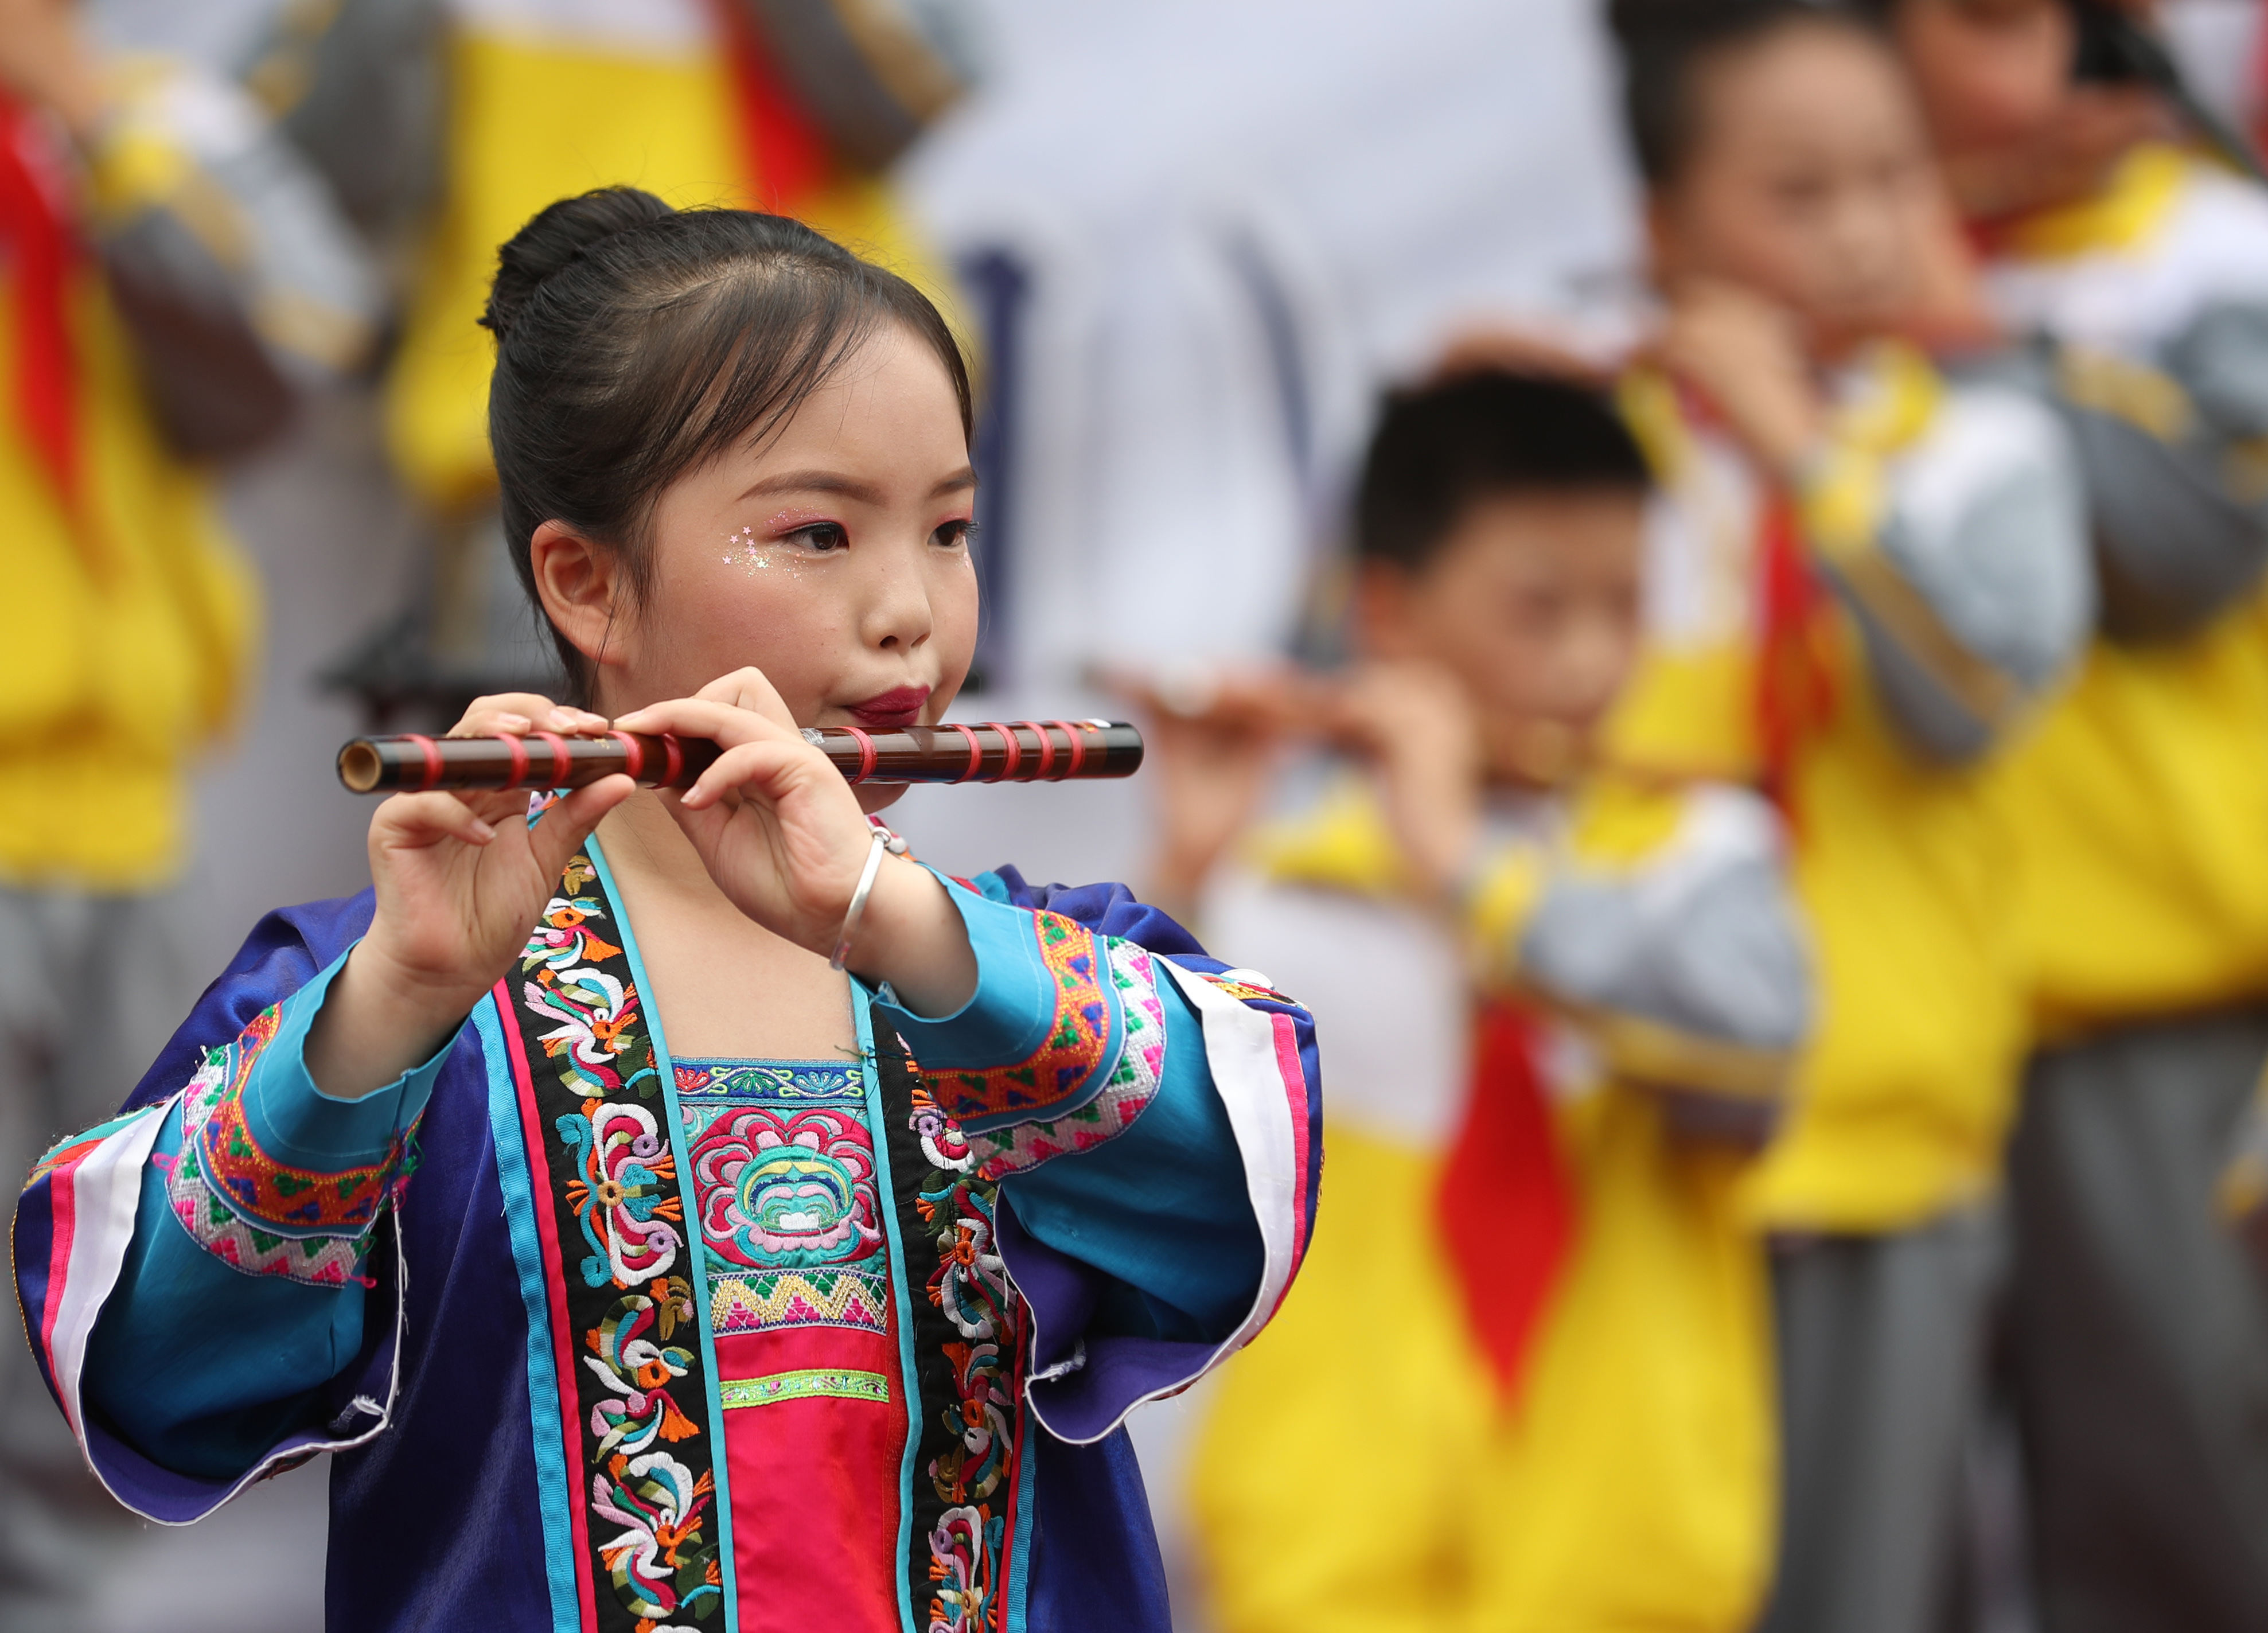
[
  {"xmin": 1104, "ymin": 662, "xmax": 1312, "ymax": 921},
  {"xmin": 1656, "ymin": 281, "xmax": 1823, "ymax": 480},
  {"xmin": 1904, "ymin": 190, "xmax": 2000, "ymax": 350},
  {"xmin": 1331, "ymin": 660, "xmax": 1484, "ymax": 905},
  {"xmin": 1940, "ymin": 83, "xmax": 2169, "ymax": 223},
  {"xmin": 309, "ymin": 694, "xmax": 636, "ymax": 1100}
]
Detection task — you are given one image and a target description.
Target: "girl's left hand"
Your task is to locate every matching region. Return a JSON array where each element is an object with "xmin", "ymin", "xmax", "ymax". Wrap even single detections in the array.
[
  {"xmin": 613, "ymin": 671, "xmax": 978, "ymax": 1013},
  {"xmin": 613, "ymin": 669, "xmax": 876, "ymax": 957}
]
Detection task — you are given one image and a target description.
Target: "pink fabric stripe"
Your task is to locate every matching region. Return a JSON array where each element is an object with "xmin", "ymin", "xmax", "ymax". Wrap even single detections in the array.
[
  {"xmin": 1266, "ymin": 1012, "xmax": 1313, "ymax": 1320},
  {"xmin": 40, "ymin": 1152, "xmax": 84, "ymax": 1430},
  {"xmin": 492, "ymin": 982, "xmax": 601, "ymax": 1633}
]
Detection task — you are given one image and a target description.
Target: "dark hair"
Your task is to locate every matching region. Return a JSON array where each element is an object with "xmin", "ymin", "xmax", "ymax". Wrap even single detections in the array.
[
  {"xmin": 483, "ymin": 186, "xmax": 974, "ymax": 695},
  {"xmin": 1353, "ymin": 371, "xmax": 1651, "ymax": 571},
  {"xmin": 1610, "ymin": 0, "xmax": 1884, "ymax": 186}
]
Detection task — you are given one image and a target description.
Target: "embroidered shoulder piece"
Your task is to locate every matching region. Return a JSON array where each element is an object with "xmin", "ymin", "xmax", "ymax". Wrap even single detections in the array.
[
  {"xmin": 914, "ymin": 910, "xmax": 1128, "ymax": 1142},
  {"xmin": 162, "ymin": 1005, "xmax": 420, "ymax": 1288}
]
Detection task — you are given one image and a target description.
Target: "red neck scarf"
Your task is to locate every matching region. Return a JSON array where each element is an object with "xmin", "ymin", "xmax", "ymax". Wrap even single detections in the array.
[
  {"xmin": 1436, "ymin": 999, "xmax": 1576, "ymax": 1402},
  {"xmin": 0, "ymin": 95, "xmax": 82, "ymax": 532}
]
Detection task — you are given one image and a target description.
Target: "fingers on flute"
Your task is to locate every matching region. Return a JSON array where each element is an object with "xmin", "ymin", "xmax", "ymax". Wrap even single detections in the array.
[
  {"xmin": 676, "ymin": 739, "xmax": 813, "ymax": 809},
  {"xmin": 614, "ymin": 692, "xmax": 802, "ymax": 750},
  {"xmin": 695, "ymin": 667, "xmax": 797, "ymax": 724},
  {"xmin": 451, "ymin": 693, "xmax": 610, "ymax": 739},
  {"xmin": 528, "ymin": 775, "xmax": 634, "ymax": 872},
  {"xmin": 374, "ymin": 790, "xmax": 500, "ymax": 847}
]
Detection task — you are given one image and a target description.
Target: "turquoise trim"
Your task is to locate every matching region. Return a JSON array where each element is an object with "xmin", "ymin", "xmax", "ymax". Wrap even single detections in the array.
[
  {"xmin": 586, "ymin": 835, "xmax": 740, "ymax": 1633},
  {"xmin": 471, "ymin": 995, "xmax": 580, "ymax": 1633},
  {"xmin": 854, "ymin": 988, "xmax": 927, "ymax": 1633},
  {"xmin": 1004, "ymin": 1403, "xmax": 1039, "ymax": 1633}
]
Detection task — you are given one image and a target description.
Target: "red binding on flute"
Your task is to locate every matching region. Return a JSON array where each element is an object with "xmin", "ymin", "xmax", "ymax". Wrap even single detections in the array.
[{"xmin": 335, "ymin": 720, "xmax": 1145, "ymax": 794}]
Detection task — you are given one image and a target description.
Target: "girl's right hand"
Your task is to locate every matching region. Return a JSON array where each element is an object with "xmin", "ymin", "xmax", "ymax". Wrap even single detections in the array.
[{"xmin": 304, "ymin": 696, "xmax": 636, "ymax": 1100}]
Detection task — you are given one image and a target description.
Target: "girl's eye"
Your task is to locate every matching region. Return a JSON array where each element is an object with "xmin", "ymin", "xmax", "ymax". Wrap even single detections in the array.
[
  {"xmin": 784, "ymin": 522, "xmax": 848, "ymax": 553},
  {"xmin": 933, "ymin": 519, "xmax": 976, "ymax": 551}
]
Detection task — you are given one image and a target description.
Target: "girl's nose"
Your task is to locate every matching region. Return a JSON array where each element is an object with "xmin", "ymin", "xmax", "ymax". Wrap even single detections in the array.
[{"xmin": 863, "ymin": 539, "xmax": 938, "ymax": 652}]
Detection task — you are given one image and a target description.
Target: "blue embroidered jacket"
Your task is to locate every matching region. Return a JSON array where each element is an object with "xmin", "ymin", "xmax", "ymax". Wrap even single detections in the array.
[{"xmin": 13, "ymin": 843, "xmax": 1321, "ymax": 1633}]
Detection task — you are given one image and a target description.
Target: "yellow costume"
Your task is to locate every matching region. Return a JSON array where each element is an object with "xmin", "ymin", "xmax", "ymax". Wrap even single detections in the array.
[
  {"xmin": 1614, "ymin": 346, "xmax": 2086, "ymax": 1231},
  {"xmin": 1971, "ymin": 143, "xmax": 2268, "ymax": 1626},
  {"xmin": 1985, "ymin": 146, "xmax": 2268, "ymax": 1032},
  {"xmin": 386, "ymin": 0, "xmax": 952, "ymax": 516},
  {"xmin": 1189, "ymin": 772, "xmax": 1799, "ymax": 1632},
  {"xmin": 1612, "ymin": 338, "xmax": 2088, "ymax": 1633}
]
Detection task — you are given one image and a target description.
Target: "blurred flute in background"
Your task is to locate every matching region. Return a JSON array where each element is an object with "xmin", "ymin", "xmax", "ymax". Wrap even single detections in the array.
[
  {"xmin": 1098, "ymin": 661, "xmax": 1627, "ymax": 789},
  {"xmin": 337, "ymin": 720, "xmax": 1144, "ymax": 794}
]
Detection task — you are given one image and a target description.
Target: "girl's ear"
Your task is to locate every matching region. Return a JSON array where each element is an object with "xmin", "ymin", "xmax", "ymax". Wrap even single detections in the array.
[{"xmin": 529, "ymin": 522, "xmax": 628, "ymax": 672}]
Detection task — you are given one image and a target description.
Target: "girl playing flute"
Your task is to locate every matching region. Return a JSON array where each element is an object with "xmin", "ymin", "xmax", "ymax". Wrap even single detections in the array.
[{"xmin": 12, "ymin": 188, "xmax": 1320, "ymax": 1633}]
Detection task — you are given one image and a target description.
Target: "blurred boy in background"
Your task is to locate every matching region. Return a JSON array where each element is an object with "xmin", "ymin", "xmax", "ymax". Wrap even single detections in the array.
[
  {"xmin": 1881, "ymin": 0, "xmax": 2268, "ymax": 1622},
  {"xmin": 0, "ymin": 0, "xmax": 376, "ymax": 1622},
  {"xmin": 1603, "ymin": 1, "xmax": 2093, "ymax": 1627},
  {"xmin": 1164, "ymin": 369, "xmax": 1810, "ymax": 1633}
]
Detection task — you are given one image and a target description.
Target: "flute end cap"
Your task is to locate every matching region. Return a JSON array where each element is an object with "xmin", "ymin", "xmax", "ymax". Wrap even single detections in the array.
[{"xmin": 338, "ymin": 742, "xmax": 382, "ymax": 794}]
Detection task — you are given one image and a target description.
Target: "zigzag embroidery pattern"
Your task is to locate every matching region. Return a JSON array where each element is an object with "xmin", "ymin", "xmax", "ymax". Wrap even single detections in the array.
[{"xmin": 709, "ymin": 1269, "xmax": 891, "ymax": 1335}]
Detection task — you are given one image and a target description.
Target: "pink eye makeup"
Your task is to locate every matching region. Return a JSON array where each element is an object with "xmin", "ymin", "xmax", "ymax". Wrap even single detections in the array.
[{"xmin": 719, "ymin": 514, "xmax": 848, "ymax": 575}]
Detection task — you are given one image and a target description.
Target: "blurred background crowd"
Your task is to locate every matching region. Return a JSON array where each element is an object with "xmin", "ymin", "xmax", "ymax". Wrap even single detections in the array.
[{"xmin": 8, "ymin": 0, "xmax": 2268, "ymax": 1628}]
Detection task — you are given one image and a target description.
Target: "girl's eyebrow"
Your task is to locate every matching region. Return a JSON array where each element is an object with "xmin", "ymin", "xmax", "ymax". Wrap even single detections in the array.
[{"xmin": 736, "ymin": 466, "xmax": 978, "ymax": 505}]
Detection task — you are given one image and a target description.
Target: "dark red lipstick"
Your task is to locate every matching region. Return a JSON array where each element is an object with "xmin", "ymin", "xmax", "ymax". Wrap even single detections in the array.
[{"xmin": 846, "ymin": 685, "xmax": 932, "ymax": 730}]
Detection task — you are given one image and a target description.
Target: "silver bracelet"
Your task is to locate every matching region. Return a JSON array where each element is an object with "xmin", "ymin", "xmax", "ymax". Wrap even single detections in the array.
[{"xmin": 829, "ymin": 827, "xmax": 891, "ymax": 971}]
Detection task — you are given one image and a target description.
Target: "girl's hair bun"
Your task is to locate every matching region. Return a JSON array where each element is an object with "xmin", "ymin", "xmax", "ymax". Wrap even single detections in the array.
[{"xmin": 482, "ymin": 186, "xmax": 676, "ymax": 340}]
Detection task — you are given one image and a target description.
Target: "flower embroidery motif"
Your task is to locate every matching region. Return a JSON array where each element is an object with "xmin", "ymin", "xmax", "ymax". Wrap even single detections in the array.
[
  {"xmin": 585, "ymin": 1287, "xmax": 702, "ymax": 1460},
  {"xmin": 907, "ymin": 1081, "xmax": 1027, "ymax": 1631},
  {"xmin": 927, "ymin": 1504, "xmax": 1001, "ymax": 1633},
  {"xmin": 511, "ymin": 852, "xmax": 723, "ymax": 1630},
  {"xmin": 590, "ymin": 1451, "xmax": 720, "ymax": 1628},
  {"xmin": 560, "ymin": 1099, "xmax": 683, "ymax": 1288},
  {"xmin": 520, "ymin": 889, "xmax": 653, "ymax": 1098},
  {"xmin": 689, "ymin": 1105, "xmax": 882, "ymax": 1270},
  {"xmin": 680, "ymin": 1061, "xmax": 891, "ymax": 1338}
]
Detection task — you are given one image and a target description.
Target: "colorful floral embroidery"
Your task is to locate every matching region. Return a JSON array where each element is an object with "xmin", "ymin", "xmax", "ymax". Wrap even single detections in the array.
[
  {"xmin": 689, "ymin": 1105, "xmax": 882, "ymax": 1269},
  {"xmin": 968, "ymin": 938, "xmax": 1168, "ymax": 1179},
  {"xmin": 676, "ymin": 1061, "xmax": 862, "ymax": 1100},
  {"xmin": 521, "ymin": 884, "xmax": 654, "ymax": 1098},
  {"xmin": 590, "ymin": 1451, "xmax": 721, "ymax": 1627},
  {"xmin": 509, "ymin": 854, "xmax": 721, "ymax": 1632},
  {"xmin": 584, "ymin": 1285, "xmax": 703, "ymax": 1459},
  {"xmin": 904, "ymin": 1080, "xmax": 1027, "ymax": 1632},
  {"xmin": 679, "ymin": 1059, "xmax": 890, "ymax": 1342},
  {"xmin": 928, "ymin": 1505, "xmax": 1001, "ymax": 1633},
  {"xmin": 558, "ymin": 1098, "xmax": 683, "ymax": 1289},
  {"xmin": 165, "ymin": 1004, "xmax": 417, "ymax": 1285},
  {"xmin": 917, "ymin": 910, "xmax": 1118, "ymax": 1131}
]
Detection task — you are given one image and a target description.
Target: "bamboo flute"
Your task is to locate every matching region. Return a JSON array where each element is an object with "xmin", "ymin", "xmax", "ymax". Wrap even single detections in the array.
[{"xmin": 336, "ymin": 720, "xmax": 1144, "ymax": 794}]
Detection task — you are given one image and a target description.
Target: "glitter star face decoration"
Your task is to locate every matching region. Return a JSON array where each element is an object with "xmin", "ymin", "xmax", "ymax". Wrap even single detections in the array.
[{"xmin": 722, "ymin": 524, "xmax": 771, "ymax": 571}]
